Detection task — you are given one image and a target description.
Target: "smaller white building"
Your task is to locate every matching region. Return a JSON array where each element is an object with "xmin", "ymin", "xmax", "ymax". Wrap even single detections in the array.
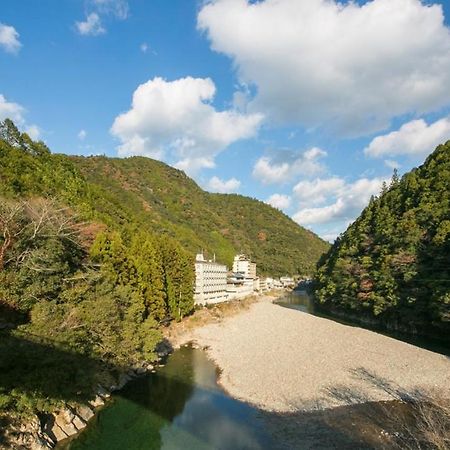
[
  {"xmin": 232, "ymin": 255, "xmax": 257, "ymax": 279},
  {"xmin": 280, "ymin": 276, "xmax": 295, "ymax": 288},
  {"xmin": 194, "ymin": 253, "xmax": 228, "ymax": 305},
  {"xmin": 227, "ymin": 272, "xmax": 254, "ymax": 300}
]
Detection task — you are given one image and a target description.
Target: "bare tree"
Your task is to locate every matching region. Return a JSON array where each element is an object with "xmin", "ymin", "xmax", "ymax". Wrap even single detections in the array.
[{"xmin": 0, "ymin": 197, "xmax": 87, "ymax": 272}]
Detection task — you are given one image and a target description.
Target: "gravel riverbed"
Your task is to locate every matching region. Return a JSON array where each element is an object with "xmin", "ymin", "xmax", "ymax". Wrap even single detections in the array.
[{"xmin": 186, "ymin": 295, "xmax": 450, "ymax": 413}]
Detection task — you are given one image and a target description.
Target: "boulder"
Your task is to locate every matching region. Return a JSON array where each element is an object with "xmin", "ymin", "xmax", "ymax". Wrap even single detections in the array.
[
  {"xmin": 54, "ymin": 410, "xmax": 78, "ymax": 437},
  {"xmin": 76, "ymin": 404, "xmax": 95, "ymax": 422},
  {"xmin": 72, "ymin": 415, "xmax": 86, "ymax": 431},
  {"xmin": 49, "ymin": 422, "xmax": 68, "ymax": 442},
  {"xmin": 89, "ymin": 395, "xmax": 105, "ymax": 408},
  {"xmin": 96, "ymin": 385, "xmax": 111, "ymax": 399}
]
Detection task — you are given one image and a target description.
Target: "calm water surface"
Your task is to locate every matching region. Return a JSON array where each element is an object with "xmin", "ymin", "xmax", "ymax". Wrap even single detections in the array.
[
  {"xmin": 274, "ymin": 289, "xmax": 315, "ymax": 314},
  {"xmin": 60, "ymin": 346, "xmax": 274, "ymax": 450}
]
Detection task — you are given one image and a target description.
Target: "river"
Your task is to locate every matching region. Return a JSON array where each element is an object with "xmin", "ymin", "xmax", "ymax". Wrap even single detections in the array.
[
  {"xmin": 59, "ymin": 291, "xmax": 448, "ymax": 449},
  {"xmin": 58, "ymin": 346, "xmax": 275, "ymax": 450}
]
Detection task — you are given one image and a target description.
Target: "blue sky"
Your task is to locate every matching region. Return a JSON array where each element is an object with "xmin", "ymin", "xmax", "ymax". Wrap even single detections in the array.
[{"xmin": 1, "ymin": 0, "xmax": 450, "ymax": 241}]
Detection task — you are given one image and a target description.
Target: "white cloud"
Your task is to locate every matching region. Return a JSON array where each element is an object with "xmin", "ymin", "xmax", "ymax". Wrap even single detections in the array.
[
  {"xmin": 75, "ymin": 1, "xmax": 129, "ymax": 36},
  {"xmin": 0, "ymin": 95, "xmax": 40, "ymax": 140},
  {"xmin": 78, "ymin": 129, "xmax": 87, "ymax": 140},
  {"xmin": 207, "ymin": 176, "xmax": 241, "ymax": 193},
  {"xmin": 198, "ymin": 0, "xmax": 450, "ymax": 135},
  {"xmin": 384, "ymin": 159, "xmax": 401, "ymax": 170},
  {"xmin": 293, "ymin": 177, "xmax": 345, "ymax": 206},
  {"xmin": 25, "ymin": 125, "xmax": 41, "ymax": 140},
  {"xmin": 365, "ymin": 116, "xmax": 450, "ymax": 158},
  {"xmin": 76, "ymin": 13, "xmax": 105, "ymax": 36},
  {"xmin": 0, "ymin": 23, "xmax": 21, "ymax": 53},
  {"xmin": 293, "ymin": 177, "xmax": 386, "ymax": 226},
  {"xmin": 111, "ymin": 76, "xmax": 263, "ymax": 174},
  {"xmin": 91, "ymin": 0, "xmax": 129, "ymax": 20},
  {"xmin": 320, "ymin": 232, "xmax": 341, "ymax": 244},
  {"xmin": 252, "ymin": 147, "xmax": 326, "ymax": 184},
  {"xmin": 140, "ymin": 42, "xmax": 148, "ymax": 53},
  {"xmin": 266, "ymin": 193, "xmax": 291, "ymax": 210},
  {"xmin": 0, "ymin": 94, "xmax": 25, "ymax": 123}
]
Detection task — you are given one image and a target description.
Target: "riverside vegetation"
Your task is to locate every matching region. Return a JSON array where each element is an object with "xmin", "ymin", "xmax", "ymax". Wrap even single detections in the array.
[
  {"xmin": 0, "ymin": 119, "xmax": 327, "ymax": 446},
  {"xmin": 314, "ymin": 141, "xmax": 450, "ymax": 342}
]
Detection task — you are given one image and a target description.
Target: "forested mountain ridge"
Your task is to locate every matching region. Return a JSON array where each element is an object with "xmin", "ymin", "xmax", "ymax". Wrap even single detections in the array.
[
  {"xmin": 71, "ymin": 155, "xmax": 328, "ymax": 275},
  {"xmin": 0, "ymin": 119, "xmax": 328, "ymax": 276},
  {"xmin": 314, "ymin": 141, "xmax": 450, "ymax": 340}
]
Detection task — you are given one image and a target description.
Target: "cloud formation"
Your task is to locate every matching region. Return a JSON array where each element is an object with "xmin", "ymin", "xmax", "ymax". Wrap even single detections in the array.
[
  {"xmin": 199, "ymin": 0, "xmax": 450, "ymax": 135},
  {"xmin": 252, "ymin": 147, "xmax": 326, "ymax": 185},
  {"xmin": 111, "ymin": 77, "xmax": 262, "ymax": 174},
  {"xmin": 266, "ymin": 193, "xmax": 291, "ymax": 210},
  {"xmin": 25, "ymin": 125, "xmax": 40, "ymax": 140},
  {"xmin": 91, "ymin": 0, "xmax": 129, "ymax": 20},
  {"xmin": 293, "ymin": 177, "xmax": 345, "ymax": 206},
  {"xmin": 0, "ymin": 23, "xmax": 21, "ymax": 53},
  {"xmin": 207, "ymin": 176, "xmax": 241, "ymax": 193},
  {"xmin": 0, "ymin": 94, "xmax": 40, "ymax": 140},
  {"xmin": 78, "ymin": 129, "xmax": 87, "ymax": 140},
  {"xmin": 293, "ymin": 177, "xmax": 385, "ymax": 227},
  {"xmin": 76, "ymin": 0, "xmax": 128, "ymax": 36},
  {"xmin": 0, "ymin": 94, "xmax": 25, "ymax": 123},
  {"xmin": 365, "ymin": 116, "xmax": 450, "ymax": 158},
  {"xmin": 76, "ymin": 13, "xmax": 105, "ymax": 36}
]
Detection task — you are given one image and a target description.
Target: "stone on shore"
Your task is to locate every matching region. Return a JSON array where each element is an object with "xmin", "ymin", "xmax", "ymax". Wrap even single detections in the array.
[{"xmin": 187, "ymin": 295, "xmax": 450, "ymax": 412}]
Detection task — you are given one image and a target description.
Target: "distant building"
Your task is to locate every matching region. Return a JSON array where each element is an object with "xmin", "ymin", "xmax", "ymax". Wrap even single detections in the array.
[
  {"xmin": 232, "ymin": 254, "xmax": 257, "ymax": 279},
  {"xmin": 280, "ymin": 276, "xmax": 295, "ymax": 288},
  {"xmin": 226, "ymin": 272, "xmax": 254, "ymax": 300},
  {"xmin": 194, "ymin": 253, "xmax": 228, "ymax": 305}
]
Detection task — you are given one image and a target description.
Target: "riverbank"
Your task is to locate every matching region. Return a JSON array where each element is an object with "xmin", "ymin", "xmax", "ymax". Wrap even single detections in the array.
[{"xmin": 173, "ymin": 294, "xmax": 450, "ymax": 413}]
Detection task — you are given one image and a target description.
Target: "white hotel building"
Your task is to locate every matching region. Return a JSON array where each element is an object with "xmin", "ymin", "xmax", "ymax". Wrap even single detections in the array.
[
  {"xmin": 194, "ymin": 253, "xmax": 228, "ymax": 305},
  {"xmin": 232, "ymin": 254, "xmax": 257, "ymax": 279}
]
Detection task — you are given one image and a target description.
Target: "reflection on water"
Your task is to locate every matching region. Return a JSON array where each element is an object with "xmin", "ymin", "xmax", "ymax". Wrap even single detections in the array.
[
  {"xmin": 61, "ymin": 347, "xmax": 273, "ymax": 450},
  {"xmin": 274, "ymin": 289, "xmax": 315, "ymax": 314}
]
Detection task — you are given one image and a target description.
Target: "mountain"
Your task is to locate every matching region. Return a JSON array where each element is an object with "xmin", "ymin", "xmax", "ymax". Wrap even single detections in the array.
[
  {"xmin": 0, "ymin": 119, "xmax": 328, "ymax": 276},
  {"xmin": 314, "ymin": 141, "xmax": 450, "ymax": 340}
]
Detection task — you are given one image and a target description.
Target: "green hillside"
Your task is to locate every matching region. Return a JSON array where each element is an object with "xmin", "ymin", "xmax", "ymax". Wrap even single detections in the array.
[
  {"xmin": 0, "ymin": 119, "xmax": 328, "ymax": 276},
  {"xmin": 71, "ymin": 155, "xmax": 328, "ymax": 275},
  {"xmin": 314, "ymin": 141, "xmax": 450, "ymax": 340}
]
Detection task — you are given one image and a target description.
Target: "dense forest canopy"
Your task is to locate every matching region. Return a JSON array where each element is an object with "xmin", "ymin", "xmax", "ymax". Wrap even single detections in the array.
[{"xmin": 314, "ymin": 141, "xmax": 450, "ymax": 341}]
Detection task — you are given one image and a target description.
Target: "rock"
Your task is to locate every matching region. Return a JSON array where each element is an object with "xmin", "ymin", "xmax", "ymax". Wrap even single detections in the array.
[
  {"xmin": 89, "ymin": 395, "xmax": 105, "ymax": 408},
  {"xmin": 54, "ymin": 411, "xmax": 78, "ymax": 437},
  {"xmin": 60, "ymin": 409, "xmax": 75, "ymax": 424},
  {"xmin": 30, "ymin": 436, "xmax": 52, "ymax": 450},
  {"xmin": 117, "ymin": 373, "xmax": 132, "ymax": 390},
  {"xmin": 49, "ymin": 422, "xmax": 68, "ymax": 442},
  {"xmin": 76, "ymin": 404, "xmax": 94, "ymax": 422},
  {"xmin": 96, "ymin": 385, "xmax": 111, "ymax": 399},
  {"xmin": 72, "ymin": 415, "xmax": 87, "ymax": 431}
]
